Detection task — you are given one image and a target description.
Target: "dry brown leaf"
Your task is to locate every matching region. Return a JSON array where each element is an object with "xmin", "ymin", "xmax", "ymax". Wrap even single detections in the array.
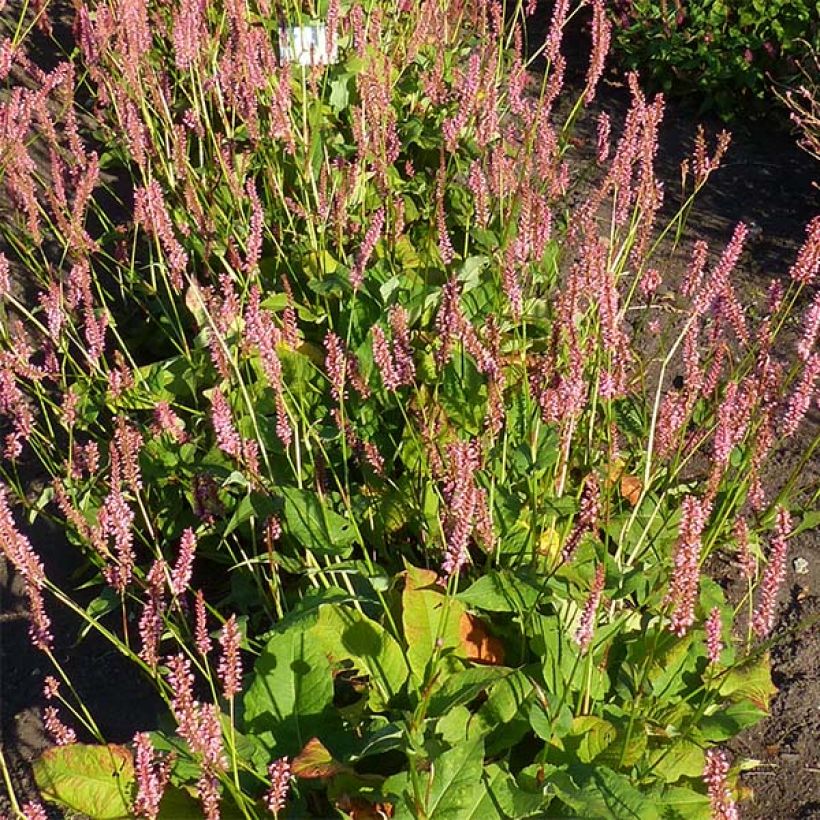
[
  {"xmin": 336, "ymin": 795, "xmax": 394, "ymax": 819},
  {"xmin": 620, "ymin": 474, "xmax": 643, "ymax": 507},
  {"xmin": 459, "ymin": 612, "xmax": 505, "ymax": 665}
]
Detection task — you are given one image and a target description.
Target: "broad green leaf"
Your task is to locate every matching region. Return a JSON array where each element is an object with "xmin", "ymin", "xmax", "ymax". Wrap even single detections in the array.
[
  {"xmin": 422, "ymin": 737, "xmax": 485, "ymax": 819},
  {"xmin": 312, "ymin": 604, "xmax": 408, "ymax": 710},
  {"xmin": 33, "ymin": 744, "xmax": 134, "ymax": 820},
  {"xmin": 280, "ymin": 487, "xmax": 357, "ymax": 556},
  {"xmin": 569, "ymin": 716, "xmax": 617, "ymax": 764},
  {"xmin": 645, "ymin": 739, "xmax": 705, "ymax": 784},
  {"xmin": 555, "ymin": 766, "xmax": 661, "ymax": 819},
  {"xmin": 242, "ymin": 618, "xmax": 335, "ymax": 756},
  {"xmin": 427, "ymin": 666, "xmax": 509, "ymax": 718},
  {"xmin": 402, "ymin": 565, "xmax": 465, "ymax": 685},
  {"xmin": 699, "ymin": 700, "xmax": 768, "ymax": 741},
  {"xmin": 157, "ymin": 786, "xmax": 205, "ymax": 819},
  {"xmin": 470, "ymin": 669, "xmax": 534, "ymax": 754},
  {"xmin": 718, "ymin": 653, "xmax": 777, "ymax": 710},
  {"xmin": 439, "ymin": 357, "xmax": 487, "ymax": 435},
  {"xmin": 653, "ymin": 785, "xmax": 711, "ymax": 820},
  {"xmin": 457, "ymin": 570, "xmax": 541, "ymax": 613},
  {"xmin": 454, "ymin": 763, "xmax": 544, "ymax": 819}
]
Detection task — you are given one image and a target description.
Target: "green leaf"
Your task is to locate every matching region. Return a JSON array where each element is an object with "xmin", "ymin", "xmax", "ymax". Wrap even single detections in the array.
[
  {"xmin": 555, "ymin": 766, "xmax": 661, "ymax": 819},
  {"xmin": 646, "ymin": 739, "xmax": 705, "ymax": 784},
  {"xmin": 242, "ymin": 618, "xmax": 336, "ymax": 756},
  {"xmin": 280, "ymin": 487, "xmax": 357, "ymax": 557},
  {"xmin": 469, "ymin": 669, "xmax": 534, "ymax": 754},
  {"xmin": 699, "ymin": 700, "xmax": 768, "ymax": 741},
  {"xmin": 157, "ymin": 786, "xmax": 204, "ymax": 819},
  {"xmin": 422, "ymin": 737, "xmax": 485, "ymax": 819},
  {"xmin": 428, "ymin": 666, "xmax": 510, "ymax": 718},
  {"xmin": 402, "ymin": 565, "xmax": 465, "ymax": 685},
  {"xmin": 312, "ymin": 603, "xmax": 408, "ymax": 710},
  {"xmin": 439, "ymin": 357, "xmax": 487, "ymax": 435},
  {"xmin": 568, "ymin": 716, "xmax": 617, "ymax": 764},
  {"xmin": 718, "ymin": 653, "xmax": 777, "ymax": 710},
  {"xmin": 33, "ymin": 744, "xmax": 135, "ymax": 819},
  {"xmin": 653, "ymin": 785, "xmax": 711, "ymax": 820},
  {"xmin": 457, "ymin": 570, "xmax": 542, "ymax": 613}
]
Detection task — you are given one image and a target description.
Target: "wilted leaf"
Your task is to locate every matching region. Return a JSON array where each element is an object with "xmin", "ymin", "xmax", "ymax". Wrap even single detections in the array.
[
  {"xmin": 292, "ymin": 738, "xmax": 349, "ymax": 779},
  {"xmin": 33, "ymin": 744, "xmax": 134, "ymax": 820}
]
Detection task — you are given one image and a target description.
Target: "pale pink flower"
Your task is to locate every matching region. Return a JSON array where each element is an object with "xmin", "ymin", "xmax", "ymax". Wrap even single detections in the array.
[
  {"xmin": 210, "ymin": 390, "xmax": 242, "ymax": 459},
  {"xmin": 789, "ymin": 215, "xmax": 820, "ymax": 285},
  {"xmin": 575, "ymin": 564, "xmax": 606, "ymax": 653},
  {"xmin": 665, "ymin": 496, "xmax": 711, "ymax": 636},
  {"xmin": 563, "ymin": 474, "xmax": 600, "ymax": 561},
  {"xmin": 797, "ymin": 291, "xmax": 820, "ymax": 361},
  {"xmin": 171, "ymin": 528, "xmax": 197, "ymax": 596},
  {"xmin": 152, "ymin": 401, "xmax": 187, "ymax": 443},
  {"xmin": 781, "ymin": 353, "xmax": 820, "ymax": 437},
  {"xmin": 584, "ymin": 0, "xmax": 611, "ymax": 105},
  {"xmin": 596, "ymin": 111, "xmax": 611, "ymax": 163},
  {"xmin": 705, "ymin": 607, "xmax": 723, "ymax": 664},
  {"xmin": 218, "ymin": 615, "xmax": 243, "ymax": 699},
  {"xmin": 703, "ymin": 749, "xmax": 738, "ymax": 820},
  {"xmin": 265, "ymin": 757, "xmax": 293, "ymax": 815},
  {"xmin": 44, "ymin": 706, "xmax": 76, "ymax": 745},
  {"xmin": 133, "ymin": 732, "xmax": 171, "ymax": 820},
  {"xmin": 752, "ymin": 507, "xmax": 791, "ymax": 638},
  {"xmin": 22, "ymin": 802, "xmax": 48, "ymax": 819},
  {"xmin": 351, "ymin": 207, "xmax": 384, "ymax": 289},
  {"xmin": 138, "ymin": 560, "xmax": 168, "ymax": 669},
  {"xmin": 194, "ymin": 589, "xmax": 212, "ymax": 656}
]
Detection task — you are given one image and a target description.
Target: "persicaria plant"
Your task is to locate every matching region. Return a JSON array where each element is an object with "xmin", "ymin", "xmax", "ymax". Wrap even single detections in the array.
[{"xmin": 0, "ymin": 0, "xmax": 818, "ymax": 818}]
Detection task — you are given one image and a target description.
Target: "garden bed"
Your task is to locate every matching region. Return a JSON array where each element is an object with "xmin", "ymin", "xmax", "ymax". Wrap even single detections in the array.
[{"xmin": 1, "ymin": 1, "xmax": 818, "ymax": 817}]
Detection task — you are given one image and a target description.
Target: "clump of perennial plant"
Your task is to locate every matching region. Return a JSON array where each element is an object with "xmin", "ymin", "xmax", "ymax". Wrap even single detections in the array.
[{"xmin": 0, "ymin": 0, "xmax": 817, "ymax": 818}]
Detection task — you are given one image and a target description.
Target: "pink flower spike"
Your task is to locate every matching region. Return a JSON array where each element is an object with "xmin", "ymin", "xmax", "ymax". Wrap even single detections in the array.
[
  {"xmin": 265, "ymin": 757, "xmax": 294, "ymax": 815},
  {"xmin": 218, "ymin": 615, "xmax": 243, "ymax": 699},
  {"xmin": 705, "ymin": 607, "xmax": 723, "ymax": 664},
  {"xmin": 574, "ymin": 564, "xmax": 606, "ymax": 653},
  {"xmin": 703, "ymin": 748, "xmax": 739, "ymax": 820},
  {"xmin": 171, "ymin": 528, "xmax": 197, "ymax": 596},
  {"xmin": 751, "ymin": 507, "xmax": 791, "ymax": 638},
  {"xmin": 133, "ymin": 732, "xmax": 171, "ymax": 820}
]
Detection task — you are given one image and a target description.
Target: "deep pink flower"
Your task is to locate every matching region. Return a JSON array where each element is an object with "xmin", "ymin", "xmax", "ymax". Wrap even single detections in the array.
[
  {"xmin": 788, "ymin": 215, "xmax": 820, "ymax": 285},
  {"xmin": 584, "ymin": 0, "xmax": 611, "ymax": 105}
]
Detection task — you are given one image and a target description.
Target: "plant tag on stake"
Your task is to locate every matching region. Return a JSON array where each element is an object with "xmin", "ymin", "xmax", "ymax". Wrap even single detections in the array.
[{"xmin": 279, "ymin": 22, "xmax": 338, "ymax": 66}]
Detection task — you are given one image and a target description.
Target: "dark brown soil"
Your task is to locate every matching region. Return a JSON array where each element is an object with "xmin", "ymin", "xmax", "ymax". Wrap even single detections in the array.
[{"xmin": 1, "ymin": 3, "xmax": 819, "ymax": 818}]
